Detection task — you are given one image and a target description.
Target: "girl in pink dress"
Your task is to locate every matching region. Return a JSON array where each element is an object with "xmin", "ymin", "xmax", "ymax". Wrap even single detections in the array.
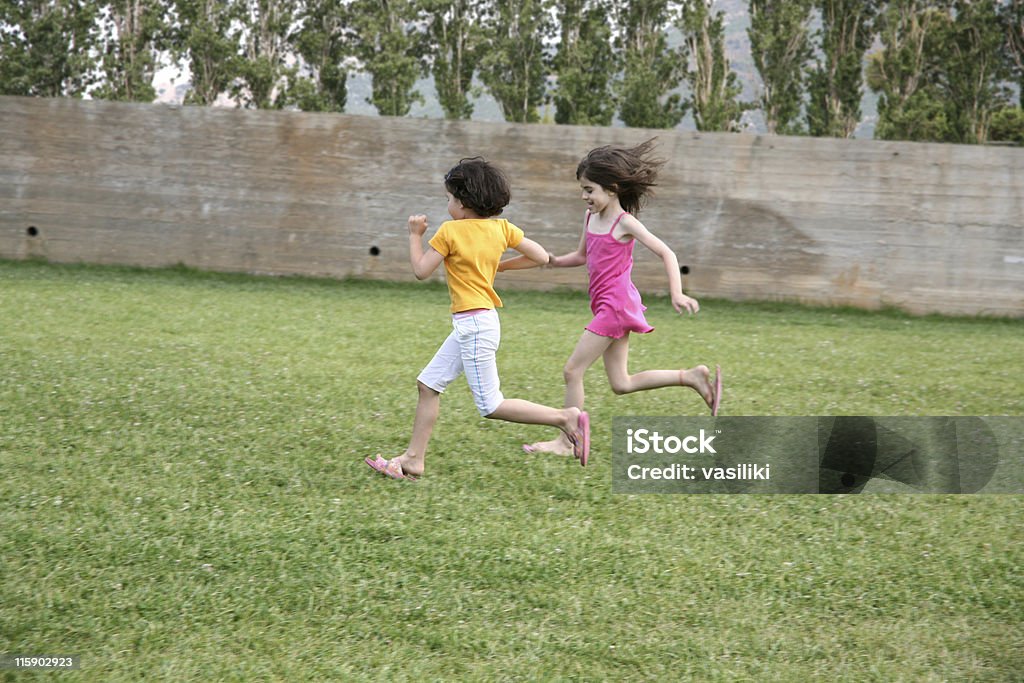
[{"xmin": 500, "ymin": 139, "xmax": 721, "ymax": 457}]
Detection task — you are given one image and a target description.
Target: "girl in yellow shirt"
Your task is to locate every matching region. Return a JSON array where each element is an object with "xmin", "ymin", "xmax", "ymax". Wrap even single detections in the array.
[{"xmin": 365, "ymin": 157, "xmax": 590, "ymax": 480}]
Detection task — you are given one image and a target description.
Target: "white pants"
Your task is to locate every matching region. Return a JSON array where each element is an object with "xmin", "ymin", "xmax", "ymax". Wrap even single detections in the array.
[{"xmin": 417, "ymin": 309, "xmax": 504, "ymax": 416}]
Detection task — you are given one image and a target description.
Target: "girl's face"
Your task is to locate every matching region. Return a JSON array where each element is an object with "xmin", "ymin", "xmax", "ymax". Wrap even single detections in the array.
[
  {"xmin": 446, "ymin": 191, "xmax": 469, "ymax": 220},
  {"xmin": 579, "ymin": 176, "xmax": 615, "ymax": 213}
]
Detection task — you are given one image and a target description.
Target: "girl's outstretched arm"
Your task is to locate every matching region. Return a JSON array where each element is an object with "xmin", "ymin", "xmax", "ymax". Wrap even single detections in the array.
[
  {"xmin": 498, "ymin": 228, "xmax": 587, "ymax": 272},
  {"xmin": 620, "ymin": 215, "xmax": 699, "ymax": 315},
  {"xmin": 498, "ymin": 253, "xmax": 549, "ymax": 271},
  {"xmin": 511, "ymin": 237, "xmax": 552, "ymax": 267},
  {"xmin": 551, "ymin": 227, "xmax": 588, "ymax": 268},
  {"xmin": 408, "ymin": 214, "xmax": 444, "ymax": 280}
]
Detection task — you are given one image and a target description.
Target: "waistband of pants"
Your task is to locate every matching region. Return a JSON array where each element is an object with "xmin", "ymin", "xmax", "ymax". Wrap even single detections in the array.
[{"xmin": 452, "ymin": 307, "xmax": 493, "ymax": 320}]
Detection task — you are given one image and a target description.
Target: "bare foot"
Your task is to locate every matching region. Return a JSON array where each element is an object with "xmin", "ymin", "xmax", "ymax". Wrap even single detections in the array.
[
  {"xmin": 680, "ymin": 365, "xmax": 715, "ymax": 410},
  {"xmin": 523, "ymin": 435, "xmax": 574, "ymax": 456},
  {"xmin": 395, "ymin": 453, "xmax": 424, "ymax": 477}
]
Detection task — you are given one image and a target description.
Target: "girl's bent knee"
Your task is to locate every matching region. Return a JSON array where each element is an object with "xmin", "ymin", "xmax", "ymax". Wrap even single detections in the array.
[
  {"xmin": 417, "ymin": 380, "xmax": 439, "ymax": 397},
  {"xmin": 609, "ymin": 379, "xmax": 631, "ymax": 395}
]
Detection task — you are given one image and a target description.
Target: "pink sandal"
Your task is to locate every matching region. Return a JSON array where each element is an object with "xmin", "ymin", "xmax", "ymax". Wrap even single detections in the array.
[
  {"xmin": 711, "ymin": 365, "xmax": 723, "ymax": 417},
  {"xmin": 364, "ymin": 454, "xmax": 417, "ymax": 481},
  {"xmin": 571, "ymin": 412, "xmax": 591, "ymax": 467}
]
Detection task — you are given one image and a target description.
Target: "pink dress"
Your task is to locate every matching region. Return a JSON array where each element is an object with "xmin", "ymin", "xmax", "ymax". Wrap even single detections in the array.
[{"xmin": 585, "ymin": 211, "xmax": 654, "ymax": 339}]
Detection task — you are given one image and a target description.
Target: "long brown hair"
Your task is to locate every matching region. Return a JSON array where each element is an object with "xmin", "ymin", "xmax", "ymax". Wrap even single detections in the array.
[{"xmin": 576, "ymin": 138, "xmax": 665, "ymax": 215}]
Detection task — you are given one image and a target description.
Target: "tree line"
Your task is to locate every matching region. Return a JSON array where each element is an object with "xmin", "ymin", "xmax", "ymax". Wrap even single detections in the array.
[{"xmin": 1, "ymin": 0, "xmax": 1021, "ymax": 144}]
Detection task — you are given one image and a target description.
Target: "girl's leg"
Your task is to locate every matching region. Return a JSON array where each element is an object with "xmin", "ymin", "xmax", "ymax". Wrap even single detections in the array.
[
  {"xmin": 602, "ymin": 336, "xmax": 715, "ymax": 408},
  {"xmin": 525, "ymin": 331, "xmax": 613, "ymax": 455},
  {"xmin": 564, "ymin": 331, "xmax": 616, "ymax": 408},
  {"xmin": 395, "ymin": 381, "xmax": 440, "ymax": 477},
  {"xmin": 461, "ymin": 312, "xmax": 589, "ymax": 442},
  {"xmin": 393, "ymin": 328, "xmax": 462, "ymax": 476},
  {"xmin": 487, "ymin": 400, "xmax": 584, "ymax": 441}
]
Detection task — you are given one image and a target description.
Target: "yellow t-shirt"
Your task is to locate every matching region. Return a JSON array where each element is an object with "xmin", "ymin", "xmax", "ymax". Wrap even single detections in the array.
[{"xmin": 428, "ymin": 218, "xmax": 524, "ymax": 313}]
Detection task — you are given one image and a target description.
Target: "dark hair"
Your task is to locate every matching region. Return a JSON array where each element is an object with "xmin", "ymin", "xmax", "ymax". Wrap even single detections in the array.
[
  {"xmin": 576, "ymin": 138, "xmax": 665, "ymax": 215},
  {"xmin": 444, "ymin": 157, "xmax": 511, "ymax": 217}
]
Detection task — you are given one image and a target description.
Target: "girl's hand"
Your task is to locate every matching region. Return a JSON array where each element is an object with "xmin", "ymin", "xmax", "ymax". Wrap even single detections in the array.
[
  {"xmin": 672, "ymin": 292, "xmax": 699, "ymax": 315},
  {"xmin": 408, "ymin": 214, "xmax": 428, "ymax": 236}
]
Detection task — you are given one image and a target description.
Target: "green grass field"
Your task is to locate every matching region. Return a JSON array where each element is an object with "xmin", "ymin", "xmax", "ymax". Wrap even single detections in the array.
[{"xmin": 2, "ymin": 260, "xmax": 1021, "ymax": 681}]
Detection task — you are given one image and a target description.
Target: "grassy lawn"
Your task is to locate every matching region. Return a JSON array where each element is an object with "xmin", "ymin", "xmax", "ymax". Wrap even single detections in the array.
[{"xmin": 1, "ymin": 259, "xmax": 1021, "ymax": 681}]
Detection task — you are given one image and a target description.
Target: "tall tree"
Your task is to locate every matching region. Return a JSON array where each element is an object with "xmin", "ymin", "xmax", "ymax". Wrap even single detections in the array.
[
  {"xmin": 551, "ymin": 0, "xmax": 618, "ymax": 125},
  {"xmin": 287, "ymin": 0, "xmax": 353, "ymax": 112},
  {"xmin": 0, "ymin": 0, "xmax": 100, "ymax": 97},
  {"xmin": 937, "ymin": 0, "xmax": 1011, "ymax": 143},
  {"xmin": 173, "ymin": 0, "xmax": 243, "ymax": 106},
  {"xmin": 748, "ymin": 0, "xmax": 814, "ymax": 135},
  {"xmin": 867, "ymin": 0, "xmax": 951, "ymax": 142},
  {"xmin": 1003, "ymin": 0, "xmax": 1023, "ymax": 106},
  {"xmin": 478, "ymin": 0, "xmax": 552, "ymax": 123},
  {"xmin": 233, "ymin": 0, "xmax": 299, "ymax": 108},
  {"xmin": 806, "ymin": 0, "xmax": 880, "ymax": 137},
  {"xmin": 424, "ymin": 0, "xmax": 481, "ymax": 119},
  {"xmin": 614, "ymin": 0, "xmax": 687, "ymax": 128},
  {"xmin": 93, "ymin": 0, "xmax": 173, "ymax": 102},
  {"xmin": 679, "ymin": 0, "xmax": 747, "ymax": 132},
  {"xmin": 351, "ymin": 0, "xmax": 425, "ymax": 116}
]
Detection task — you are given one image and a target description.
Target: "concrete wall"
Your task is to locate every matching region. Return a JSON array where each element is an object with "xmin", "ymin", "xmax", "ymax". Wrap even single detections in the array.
[{"xmin": 1, "ymin": 95, "xmax": 1021, "ymax": 316}]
